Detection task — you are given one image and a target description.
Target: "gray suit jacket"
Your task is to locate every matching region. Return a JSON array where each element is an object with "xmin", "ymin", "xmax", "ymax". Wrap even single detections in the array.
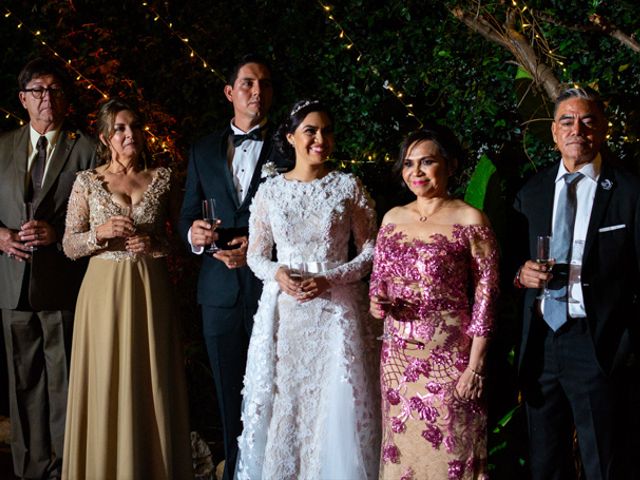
[{"xmin": 0, "ymin": 124, "xmax": 97, "ymax": 311}]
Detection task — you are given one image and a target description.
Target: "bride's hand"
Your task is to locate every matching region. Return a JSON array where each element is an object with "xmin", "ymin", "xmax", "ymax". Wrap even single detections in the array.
[
  {"xmin": 297, "ymin": 276, "xmax": 330, "ymax": 303},
  {"xmin": 275, "ymin": 266, "xmax": 303, "ymax": 297}
]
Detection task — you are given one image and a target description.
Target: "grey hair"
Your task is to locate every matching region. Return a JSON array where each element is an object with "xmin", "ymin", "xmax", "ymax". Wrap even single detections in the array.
[{"xmin": 554, "ymin": 86, "xmax": 606, "ymax": 118}]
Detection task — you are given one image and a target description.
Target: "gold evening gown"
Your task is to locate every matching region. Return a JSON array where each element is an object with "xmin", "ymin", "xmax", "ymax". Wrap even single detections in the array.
[{"xmin": 61, "ymin": 167, "xmax": 193, "ymax": 480}]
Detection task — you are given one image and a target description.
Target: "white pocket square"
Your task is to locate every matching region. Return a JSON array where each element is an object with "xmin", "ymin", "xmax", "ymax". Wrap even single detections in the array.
[{"xmin": 598, "ymin": 224, "xmax": 626, "ymax": 233}]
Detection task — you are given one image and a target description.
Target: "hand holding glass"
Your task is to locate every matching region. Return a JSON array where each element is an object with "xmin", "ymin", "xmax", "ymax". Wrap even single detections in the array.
[
  {"xmin": 288, "ymin": 260, "xmax": 308, "ymax": 301},
  {"xmin": 536, "ymin": 235, "xmax": 552, "ymax": 299},
  {"xmin": 202, "ymin": 199, "xmax": 220, "ymax": 253},
  {"xmin": 22, "ymin": 202, "xmax": 36, "ymax": 252}
]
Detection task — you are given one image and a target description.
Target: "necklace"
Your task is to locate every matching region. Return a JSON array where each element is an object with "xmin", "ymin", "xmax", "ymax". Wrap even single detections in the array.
[{"xmin": 416, "ymin": 199, "xmax": 449, "ymax": 222}]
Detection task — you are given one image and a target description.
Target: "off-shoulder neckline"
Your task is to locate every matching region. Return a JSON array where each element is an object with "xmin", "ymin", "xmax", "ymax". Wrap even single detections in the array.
[{"xmin": 380, "ymin": 222, "xmax": 493, "ymax": 247}]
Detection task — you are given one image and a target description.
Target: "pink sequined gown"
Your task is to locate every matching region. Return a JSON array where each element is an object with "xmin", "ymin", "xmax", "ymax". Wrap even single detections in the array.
[{"xmin": 370, "ymin": 223, "xmax": 499, "ymax": 480}]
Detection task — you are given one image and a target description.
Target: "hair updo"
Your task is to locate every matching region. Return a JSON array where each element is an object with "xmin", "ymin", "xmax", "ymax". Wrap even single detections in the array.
[{"xmin": 274, "ymin": 99, "xmax": 334, "ymax": 162}]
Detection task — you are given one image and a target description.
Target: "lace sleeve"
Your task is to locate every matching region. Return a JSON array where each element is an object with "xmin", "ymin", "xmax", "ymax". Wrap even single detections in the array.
[
  {"xmin": 62, "ymin": 172, "xmax": 104, "ymax": 260},
  {"xmin": 466, "ymin": 225, "xmax": 500, "ymax": 337},
  {"xmin": 247, "ymin": 184, "xmax": 280, "ymax": 281},
  {"xmin": 369, "ymin": 224, "xmax": 393, "ymax": 298},
  {"xmin": 147, "ymin": 167, "xmax": 175, "ymax": 258},
  {"xmin": 324, "ymin": 176, "xmax": 377, "ymax": 285}
]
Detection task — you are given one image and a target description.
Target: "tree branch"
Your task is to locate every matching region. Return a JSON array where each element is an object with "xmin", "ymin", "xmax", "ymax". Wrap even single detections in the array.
[
  {"xmin": 451, "ymin": 5, "xmax": 561, "ymax": 100},
  {"xmin": 537, "ymin": 11, "xmax": 640, "ymax": 54},
  {"xmin": 590, "ymin": 14, "xmax": 640, "ymax": 53}
]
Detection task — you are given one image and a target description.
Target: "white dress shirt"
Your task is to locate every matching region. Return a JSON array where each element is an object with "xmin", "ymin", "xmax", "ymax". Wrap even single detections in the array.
[
  {"xmin": 188, "ymin": 119, "xmax": 267, "ymax": 254},
  {"xmin": 550, "ymin": 154, "xmax": 601, "ymax": 318},
  {"xmin": 229, "ymin": 119, "xmax": 266, "ymax": 204}
]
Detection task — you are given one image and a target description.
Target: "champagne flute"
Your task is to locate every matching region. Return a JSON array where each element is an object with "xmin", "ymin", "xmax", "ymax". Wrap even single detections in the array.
[
  {"xmin": 202, "ymin": 198, "xmax": 220, "ymax": 253},
  {"xmin": 22, "ymin": 202, "xmax": 36, "ymax": 252},
  {"xmin": 375, "ymin": 282, "xmax": 393, "ymax": 341},
  {"xmin": 288, "ymin": 260, "xmax": 307, "ymax": 282},
  {"xmin": 536, "ymin": 235, "xmax": 552, "ymax": 299},
  {"xmin": 288, "ymin": 260, "xmax": 307, "ymax": 301}
]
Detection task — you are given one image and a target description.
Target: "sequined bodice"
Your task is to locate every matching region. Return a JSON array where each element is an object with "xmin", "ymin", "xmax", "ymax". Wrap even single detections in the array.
[
  {"xmin": 370, "ymin": 223, "xmax": 498, "ymax": 337},
  {"xmin": 63, "ymin": 167, "xmax": 172, "ymax": 261}
]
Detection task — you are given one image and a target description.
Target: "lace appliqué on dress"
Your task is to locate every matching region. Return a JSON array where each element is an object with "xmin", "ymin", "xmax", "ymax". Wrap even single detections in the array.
[{"xmin": 63, "ymin": 167, "xmax": 173, "ymax": 261}]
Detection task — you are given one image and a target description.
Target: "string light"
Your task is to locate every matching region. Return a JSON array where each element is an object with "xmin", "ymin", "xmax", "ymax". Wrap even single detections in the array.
[
  {"xmin": 511, "ymin": 1, "xmax": 566, "ymax": 70},
  {"xmin": 0, "ymin": 107, "xmax": 25, "ymax": 126},
  {"xmin": 2, "ymin": 7, "xmax": 109, "ymax": 100},
  {"xmin": 2, "ymin": 7, "xmax": 176, "ymax": 157},
  {"xmin": 141, "ymin": 2, "xmax": 226, "ymax": 83},
  {"xmin": 316, "ymin": 1, "xmax": 423, "ymax": 128}
]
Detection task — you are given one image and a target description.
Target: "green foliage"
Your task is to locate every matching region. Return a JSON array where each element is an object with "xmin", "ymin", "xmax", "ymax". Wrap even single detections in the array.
[{"xmin": 2, "ymin": 0, "xmax": 639, "ymax": 468}]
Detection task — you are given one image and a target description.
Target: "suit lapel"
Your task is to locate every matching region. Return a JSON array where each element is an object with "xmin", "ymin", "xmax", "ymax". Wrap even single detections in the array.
[
  {"xmin": 583, "ymin": 162, "xmax": 615, "ymax": 261},
  {"xmin": 240, "ymin": 126, "xmax": 273, "ymax": 210},
  {"xmin": 531, "ymin": 165, "xmax": 559, "ymax": 237},
  {"xmin": 11, "ymin": 126, "xmax": 29, "ymax": 202},
  {"xmin": 219, "ymin": 127, "xmax": 241, "ymax": 209}
]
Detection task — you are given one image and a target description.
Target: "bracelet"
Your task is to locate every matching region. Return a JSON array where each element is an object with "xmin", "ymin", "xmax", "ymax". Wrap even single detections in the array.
[
  {"xmin": 469, "ymin": 367, "xmax": 486, "ymax": 378},
  {"xmin": 513, "ymin": 267, "xmax": 525, "ymax": 289}
]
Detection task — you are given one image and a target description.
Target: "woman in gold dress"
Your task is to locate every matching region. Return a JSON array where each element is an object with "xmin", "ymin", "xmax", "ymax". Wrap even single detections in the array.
[{"xmin": 62, "ymin": 99, "xmax": 193, "ymax": 480}]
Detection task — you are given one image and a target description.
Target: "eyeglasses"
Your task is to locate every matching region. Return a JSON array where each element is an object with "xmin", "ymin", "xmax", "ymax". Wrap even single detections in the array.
[{"xmin": 22, "ymin": 87, "xmax": 65, "ymax": 99}]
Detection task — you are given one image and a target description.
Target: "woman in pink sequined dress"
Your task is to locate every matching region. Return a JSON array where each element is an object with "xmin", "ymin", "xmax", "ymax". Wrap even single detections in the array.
[{"xmin": 369, "ymin": 125, "xmax": 499, "ymax": 480}]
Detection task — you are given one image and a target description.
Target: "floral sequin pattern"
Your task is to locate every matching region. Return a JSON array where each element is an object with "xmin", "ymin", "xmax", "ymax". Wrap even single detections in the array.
[{"xmin": 371, "ymin": 223, "xmax": 498, "ymax": 480}]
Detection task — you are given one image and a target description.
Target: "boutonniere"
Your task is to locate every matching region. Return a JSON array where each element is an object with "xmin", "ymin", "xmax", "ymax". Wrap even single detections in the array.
[
  {"xmin": 600, "ymin": 179, "xmax": 613, "ymax": 190},
  {"xmin": 67, "ymin": 132, "xmax": 77, "ymax": 140},
  {"xmin": 261, "ymin": 161, "xmax": 279, "ymax": 178}
]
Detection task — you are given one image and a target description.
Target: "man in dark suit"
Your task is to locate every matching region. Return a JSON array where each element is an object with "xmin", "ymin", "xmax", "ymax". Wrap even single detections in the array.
[
  {"xmin": 0, "ymin": 57, "xmax": 96, "ymax": 479},
  {"xmin": 513, "ymin": 86, "xmax": 640, "ymax": 479},
  {"xmin": 179, "ymin": 54, "xmax": 287, "ymax": 480}
]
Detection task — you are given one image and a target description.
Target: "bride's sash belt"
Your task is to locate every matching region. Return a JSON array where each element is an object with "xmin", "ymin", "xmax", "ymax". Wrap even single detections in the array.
[{"xmin": 303, "ymin": 261, "xmax": 340, "ymax": 274}]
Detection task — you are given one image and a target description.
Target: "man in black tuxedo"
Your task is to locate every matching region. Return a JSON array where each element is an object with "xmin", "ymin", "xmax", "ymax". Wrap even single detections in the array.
[
  {"xmin": 513, "ymin": 86, "xmax": 640, "ymax": 479},
  {"xmin": 179, "ymin": 54, "xmax": 287, "ymax": 480},
  {"xmin": 0, "ymin": 57, "xmax": 96, "ymax": 479}
]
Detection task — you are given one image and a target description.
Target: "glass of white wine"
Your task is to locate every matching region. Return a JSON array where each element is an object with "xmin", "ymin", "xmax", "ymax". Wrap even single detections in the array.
[
  {"xmin": 536, "ymin": 235, "xmax": 552, "ymax": 299},
  {"xmin": 202, "ymin": 198, "xmax": 220, "ymax": 253},
  {"xmin": 22, "ymin": 202, "xmax": 36, "ymax": 252}
]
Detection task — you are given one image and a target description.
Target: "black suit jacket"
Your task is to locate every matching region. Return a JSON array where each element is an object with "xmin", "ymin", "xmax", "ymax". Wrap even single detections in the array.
[
  {"xmin": 513, "ymin": 159, "xmax": 640, "ymax": 374},
  {"xmin": 179, "ymin": 124, "xmax": 288, "ymax": 310},
  {"xmin": 0, "ymin": 124, "xmax": 97, "ymax": 311}
]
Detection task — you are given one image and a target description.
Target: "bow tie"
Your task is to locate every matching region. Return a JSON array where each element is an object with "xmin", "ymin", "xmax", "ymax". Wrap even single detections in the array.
[{"xmin": 232, "ymin": 129, "xmax": 263, "ymax": 146}]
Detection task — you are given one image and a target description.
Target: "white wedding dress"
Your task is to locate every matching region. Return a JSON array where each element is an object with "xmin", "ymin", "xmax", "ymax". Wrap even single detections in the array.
[{"xmin": 235, "ymin": 171, "xmax": 381, "ymax": 480}]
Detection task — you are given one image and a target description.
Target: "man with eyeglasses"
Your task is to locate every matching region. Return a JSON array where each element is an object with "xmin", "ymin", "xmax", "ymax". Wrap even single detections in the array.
[{"xmin": 0, "ymin": 57, "xmax": 96, "ymax": 480}]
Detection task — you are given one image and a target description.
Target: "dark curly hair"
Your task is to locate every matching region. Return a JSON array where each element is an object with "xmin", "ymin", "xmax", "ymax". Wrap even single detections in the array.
[
  {"xmin": 393, "ymin": 122, "xmax": 466, "ymax": 191},
  {"xmin": 273, "ymin": 99, "xmax": 334, "ymax": 163}
]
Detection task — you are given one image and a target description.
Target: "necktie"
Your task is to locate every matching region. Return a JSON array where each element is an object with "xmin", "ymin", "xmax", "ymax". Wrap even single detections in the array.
[
  {"xmin": 231, "ymin": 129, "xmax": 263, "ymax": 147},
  {"xmin": 543, "ymin": 171, "xmax": 583, "ymax": 331},
  {"xmin": 27, "ymin": 136, "xmax": 47, "ymax": 201}
]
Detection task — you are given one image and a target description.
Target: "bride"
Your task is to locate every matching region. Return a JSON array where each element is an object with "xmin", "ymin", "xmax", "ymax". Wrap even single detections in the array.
[{"xmin": 235, "ymin": 99, "xmax": 380, "ymax": 479}]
